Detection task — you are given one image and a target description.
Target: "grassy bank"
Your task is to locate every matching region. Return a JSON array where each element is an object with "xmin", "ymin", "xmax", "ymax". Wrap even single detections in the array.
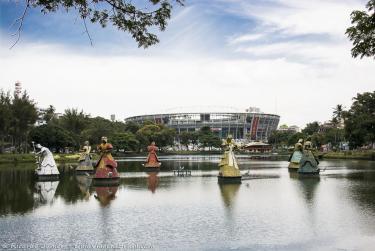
[
  {"xmin": 0, "ymin": 153, "xmax": 99, "ymax": 165},
  {"xmin": 321, "ymin": 150, "xmax": 375, "ymax": 161}
]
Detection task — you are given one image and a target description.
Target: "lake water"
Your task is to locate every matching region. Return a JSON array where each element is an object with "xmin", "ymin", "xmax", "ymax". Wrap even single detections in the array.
[{"xmin": 1, "ymin": 156, "xmax": 375, "ymax": 250}]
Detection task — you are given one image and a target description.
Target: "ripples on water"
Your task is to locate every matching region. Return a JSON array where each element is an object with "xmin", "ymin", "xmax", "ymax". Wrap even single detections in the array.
[{"xmin": 0, "ymin": 157, "xmax": 375, "ymax": 250}]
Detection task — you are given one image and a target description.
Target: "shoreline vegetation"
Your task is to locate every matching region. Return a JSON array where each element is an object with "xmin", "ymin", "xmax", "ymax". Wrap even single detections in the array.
[{"xmin": 0, "ymin": 150, "xmax": 374, "ymax": 165}]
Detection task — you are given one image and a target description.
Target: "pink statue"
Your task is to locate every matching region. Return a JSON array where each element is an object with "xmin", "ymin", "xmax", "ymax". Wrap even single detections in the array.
[{"xmin": 144, "ymin": 141, "xmax": 161, "ymax": 168}]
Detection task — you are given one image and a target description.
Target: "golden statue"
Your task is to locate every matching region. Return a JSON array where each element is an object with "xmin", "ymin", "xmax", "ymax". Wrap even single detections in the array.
[{"xmin": 218, "ymin": 135, "xmax": 242, "ymax": 183}]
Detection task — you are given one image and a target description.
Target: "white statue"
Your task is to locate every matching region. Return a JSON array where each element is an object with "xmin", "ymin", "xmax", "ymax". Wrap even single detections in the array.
[{"xmin": 34, "ymin": 144, "xmax": 60, "ymax": 176}]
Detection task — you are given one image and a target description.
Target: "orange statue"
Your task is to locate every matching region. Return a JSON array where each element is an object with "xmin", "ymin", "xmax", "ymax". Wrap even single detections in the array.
[
  {"xmin": 144, "ymin": 141, "xmax": 161, "ymax": 169},
  {"xmin": 93, "ymin": 136, "xmax": 119, "ymax": 184}
]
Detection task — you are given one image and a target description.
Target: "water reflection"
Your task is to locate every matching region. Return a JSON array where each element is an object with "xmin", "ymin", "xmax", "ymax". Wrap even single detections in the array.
[
  {"xmin": 219, "ymin": 183, "xmax": 241, "ymax": 209},
  {"xmin": 289, "ymin": 172, "xmax": 320, "ymax": 204},
  {"xmin": 147, "ymin": 171, "xmax": 159, "ymax": 193},
  {"xmin": 0, "ymin": 168, "xmax": 35, "ymax": 215},
  {"xmin": 34, "ymin": 181, "xmax": 60, "ymax": 204},
  {"xmin": 94, "ymin": 186, "xmax": 118, "ymax": 207},
  {"xmin": 75, "ymin": 175, "xmax": 92, "ymax": 201}
]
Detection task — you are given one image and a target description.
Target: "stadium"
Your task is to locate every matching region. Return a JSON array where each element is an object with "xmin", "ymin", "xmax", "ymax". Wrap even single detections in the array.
[{"xmin": 125, "ymin": 107, "xmax": 280, "ymax": 142}]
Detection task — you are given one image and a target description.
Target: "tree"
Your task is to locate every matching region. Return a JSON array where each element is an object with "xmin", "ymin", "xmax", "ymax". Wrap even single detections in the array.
[
  {"xmin": 59, "ymin": 108, "xmax": 90, "ymax": 143},
  {"xmin": 287, "ymin": 132, "xmax": 306, "ymax": 147},
  {"xmin": 136, "ymin": 123, "xmax": 175, "ymax": 149},
  {"xmin": 198, "ymin": 126, "xmax": 221, "ymax": 150},
  {"xmin": 179, "ymin": 131, "xmax": 192, "ymax": 149},
  {"xmin": 268, "ymin": 130, "xmax": 295, "ymax": 148},
  {"xmin": 42, "ymin": 105, "xmax": 56, "ymax": 124},
  {"xmin": 346, "ymin": 0, "xmax": 375, "ymax": 59},
  {"xmin": 344, "ymin": 91, "xmax": 375, "ymax": 148},
  {"xmin": 9, "ymin": 91, "xmax": 38, "ymax": 153},
  {"xmin": 302, "ymin": 122, "xmax": 320, "ymax": 136},
  {"xmin": 29, "ymin": 124, "xmax": 76, "ymax": 152},
  {"xmin": 12, "ymin": 0, "xmax": 184, "ymax": 48},
  {"xmin": 80, "ymin": 116, "xmax": 114, "ymax": 145},
  {"xmin": 124, "ymin": 121, "xmax": 141, "ymax": 134},
  {"xmin": 0, "ymin": 91, "xmax": 12, "ymax": 153},
  {"xmin": 333, "ymin": 104, "xmax": 344, "ymax": 122},
  {"xmin": 110, "ymin": 132, "xmax": 139, "ymax": 152}
]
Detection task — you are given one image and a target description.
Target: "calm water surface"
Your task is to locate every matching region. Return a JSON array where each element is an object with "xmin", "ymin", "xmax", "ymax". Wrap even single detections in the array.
[{"xmin": 1, "ymin": 156, "xmax": 375, "ymax": 251}]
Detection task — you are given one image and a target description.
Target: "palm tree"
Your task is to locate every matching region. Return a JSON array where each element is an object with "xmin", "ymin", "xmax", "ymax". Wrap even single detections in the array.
[{"xmin": 333, "ymin": 104, "xmax": 344, "ymax": 121}]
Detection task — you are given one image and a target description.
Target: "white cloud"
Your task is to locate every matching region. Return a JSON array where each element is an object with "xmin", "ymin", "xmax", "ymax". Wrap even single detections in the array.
[
  {"xmin": 0, "ymin": 41, "xmax": 374, "ymax": 128},
  {"xmin": 0, "ymin": 0, "xmax": 374, "ymax": 128}
]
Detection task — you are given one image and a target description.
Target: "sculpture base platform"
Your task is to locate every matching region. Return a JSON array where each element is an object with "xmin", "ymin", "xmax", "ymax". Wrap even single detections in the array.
[
  {"xmin": 34, "ymin": 173, "xmax": 60, "ymax": 181},
  {"xmin": 145, "ymin": 167, "xmax": 160, "ymax": 172},
  {"xmin": 298, "ymin": 169, "xmax": 320, "ymax": 175},
  {"xmin": 93, "ymin": 177, "xmax": 120, "ymax": 186},
  {"xmin": 218, "ymin": 175, "xmax": 242, "ymax": 184},
  {"xmin": 75, "ymin": 169, "xmax": 95, "ymax": 175},
  {"xmin": 288, "ymin": 162, "xmax": 299, "ymax": 172}
]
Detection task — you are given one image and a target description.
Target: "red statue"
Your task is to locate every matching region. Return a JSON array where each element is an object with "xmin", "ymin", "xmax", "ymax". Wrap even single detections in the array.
[
  {"xmin": 94, "ymin": 136, "xmax": 119, "ymax": 184},
  {"xmin": 144, "ymin": 141, "xmax": 161, "ymax": 168}
]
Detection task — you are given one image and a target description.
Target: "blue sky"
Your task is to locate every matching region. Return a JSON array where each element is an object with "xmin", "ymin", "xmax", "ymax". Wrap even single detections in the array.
[{"xmin": 0, "ymin": 0, "xmax": 374, "ymax": 127}]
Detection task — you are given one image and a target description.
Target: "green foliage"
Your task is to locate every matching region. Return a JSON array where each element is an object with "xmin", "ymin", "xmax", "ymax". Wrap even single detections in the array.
[
  {"xmin": 268, "ymin": 130, "xmax": 295, "ymax": 147},
  {"xmin": 0, "ymin": 91, "xmax": 12, "ymax": 153},
  {"xmin": 287, "ymin": 132, "xmax": 306, "ymax": 147},
  {"xmin": 110, "ymin": 132, "xmax": 139, "ymax": 152},
  {"xmin": 198, "ymin": 126, "xmax": 221, "ymax": 149},
  {"xmin": 344, "ymin": 91, "xmax": 375, "ymax": 148},
  {"xmin": 302, "ymin": 121, "xmax": 320, "ymax": 135},
  {"xmin": 80, "ymin": 116, "xmax": 115, "ymax": 145},
  {"xmin": 9, "ymin": 91, "xmax": 38, "ymax": 153},
  {"xmin": 136, "ymin": 123, "xmax": 175, "ymax": 149},
  {"xmin": 346, "ymin": 0, "xmax": 375, "ymax": 59},
  {"xmin": 179, "ymin": 131, "xmax": 191, "ymax": 148},
  {"xmin": 29, "ymin": 124, "xmax": 76, "ymax": 152},
  {"xmin": 59, "ymin": 108, "xmax": 90, "ymax": 136},
  {"xmin": 124, "ymin": 121, "xmax": 141, "ymax": 134},
  {"xmin": 28, "ymin": 0, "xmax": 184, "ymax": 48},
  {"xmin": 42, "ymin": 105, "xmax": 56, "ymax": 124}
]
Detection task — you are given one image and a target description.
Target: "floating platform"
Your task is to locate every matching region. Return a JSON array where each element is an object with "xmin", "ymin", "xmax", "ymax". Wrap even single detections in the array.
[
  {"xmin": 145, "ymin": 167, "xmax": 160, "ymax": 172},
  {"xmin": 288, "ymin": 162, "xmax": 299, "ymax": 172},
  {"xmin": 218, "ymin": 176, "xmax": 242, "ymax": 184},
  {"xmin": 298, "ymin": 169, "xmax": 320, "ymax": 175},
  {"xmin": 34, "ymin": 173, "xmax": 60, "ymax": 181},
  {"xmin": 92, "ymin": 177, "xmax": 120, "ymax": 186},
  {"xmin": 75, "ymin": 169, "xmax": 95, "ymax": 175}
]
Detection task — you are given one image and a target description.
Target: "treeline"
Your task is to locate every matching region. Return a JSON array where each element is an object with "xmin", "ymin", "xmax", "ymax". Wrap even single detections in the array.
[
  {"xmin": 0, "ymin": 88, "xmax": 222, "ymax": 153},
  {"xmin": 269, "ymin": 91, "xmax": 375, "ymax": 150}
]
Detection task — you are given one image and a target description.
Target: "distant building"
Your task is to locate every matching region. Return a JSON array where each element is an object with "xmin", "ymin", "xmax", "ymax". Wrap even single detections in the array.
[
  {"xmin": 125, "ymin": 107, "xmax": 280, "ymax": 141},
  {"xmin": 278, "ymin": 125, "xmax": 300, "ymax": 133},
  {"xmin": 110, "ymin": 114, "xmax": 116, "ymax": 122}
]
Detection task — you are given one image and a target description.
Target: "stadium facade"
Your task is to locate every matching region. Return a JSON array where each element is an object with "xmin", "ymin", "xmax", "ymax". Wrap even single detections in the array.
[{"xmin": 125, "ymin": 108, "xmax": 280, "ymax": 142}]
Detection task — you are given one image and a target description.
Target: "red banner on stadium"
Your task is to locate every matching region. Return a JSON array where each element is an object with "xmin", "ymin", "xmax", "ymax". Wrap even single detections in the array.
[{"xmin": 251, "ymin": 117, "xmax": 259, "ymax": 140}]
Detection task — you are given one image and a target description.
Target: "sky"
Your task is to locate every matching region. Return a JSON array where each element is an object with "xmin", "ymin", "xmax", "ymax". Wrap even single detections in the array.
[{"xmin": 0, "ymin": 0, "xmax": 374, "ymax": 127}]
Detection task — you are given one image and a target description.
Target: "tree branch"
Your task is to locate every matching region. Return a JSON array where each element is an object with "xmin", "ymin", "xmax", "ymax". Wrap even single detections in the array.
[{"xmin": 10, "ymin": 0, "xmax": 30, "ymax": 49}]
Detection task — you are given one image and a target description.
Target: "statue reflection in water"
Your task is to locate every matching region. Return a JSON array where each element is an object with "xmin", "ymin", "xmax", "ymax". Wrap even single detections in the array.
[
  {"xmin": 75, "ymin": 175, "xmax": 92, "ymax": 201},
  {"xmin": 94, "ymin": 186, "xmax": 118, "ymax": 207},
  {"xmin": 219, "ymin": 183, "xmax": 241, "ymax": 227},
  {"xmin": 289, "ymin": 172, "xmax": 320, "ymax": 203},
  {"xmin": 219, "ymin": 183, "xmax": 241, "ymax": 209},
  {"xmin": 147, "ymin": 171, "xmax": 159, "ymax": 193},
  {"xmin": 34, "ymin": 181, "xmax": 60, "ymax": 204}
]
